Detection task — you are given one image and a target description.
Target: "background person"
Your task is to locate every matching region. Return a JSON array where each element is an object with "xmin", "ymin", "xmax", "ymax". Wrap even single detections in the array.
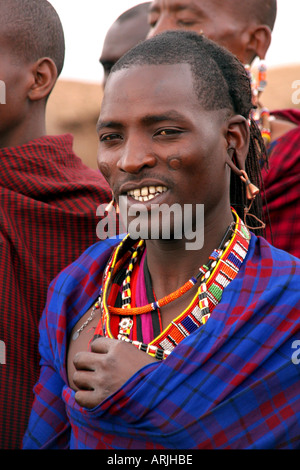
[
  {"xmin": 0, "ymin": 0, "xmax": 110, "ymax": 449},
  {"xmin": 99, "ymin": 2, "xmax": 151, "ymax": 87}
]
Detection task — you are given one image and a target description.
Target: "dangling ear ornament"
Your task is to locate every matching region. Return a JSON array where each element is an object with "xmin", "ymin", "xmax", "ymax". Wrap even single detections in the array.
[
  {"xmin": 105, "ymin": 195, "xmax": 119, "ymax": 214},
  {"xmin": 239, "ymin": 170, "xmax": 259, "ymax": 201},
  {"xmin": 239, "ymin": 170, "xmax": 265, "ymax": 230}
]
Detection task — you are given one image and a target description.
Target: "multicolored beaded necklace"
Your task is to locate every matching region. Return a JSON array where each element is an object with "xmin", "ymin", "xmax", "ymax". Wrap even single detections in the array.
[{"xmin": 88, "ymin": 209, "xmax": 251, "ymax": 360}]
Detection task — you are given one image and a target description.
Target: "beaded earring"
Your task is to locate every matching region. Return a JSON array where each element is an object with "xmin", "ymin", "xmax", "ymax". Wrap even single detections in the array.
[{"xmin": 245, "ymin": 60, "xmax": 272, "ymax": 149}]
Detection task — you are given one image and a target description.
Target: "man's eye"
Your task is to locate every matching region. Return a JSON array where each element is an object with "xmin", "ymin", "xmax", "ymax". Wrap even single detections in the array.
[
  {"xmin": 100, "ymin": 134, "xmax": 121, "ymax": 142},
  {"xmin": 177, "ymin": 18, "xmax": 197, "ymax": 27},
  {"xmin": 156, "ymin": 129, "xmax": 182, "ymax": 136}
]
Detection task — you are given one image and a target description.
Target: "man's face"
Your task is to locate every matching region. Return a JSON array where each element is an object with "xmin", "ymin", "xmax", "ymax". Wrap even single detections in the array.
[
  {"xmin": 0, "ymin": 35, "xmax": 32, "ymax": 147},
  {"xmin": 97, "ymin": 63, "xmax": 231, "ymax": 234},
  {"xmin": 148, "ymin": 0, "xmax": 249, "ymax": 63}
]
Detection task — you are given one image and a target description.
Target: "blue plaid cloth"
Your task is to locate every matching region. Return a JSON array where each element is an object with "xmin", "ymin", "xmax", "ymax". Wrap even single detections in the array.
[{"xmin": 23, "ymin": 234, "xmax": 300, "ymax": 449}]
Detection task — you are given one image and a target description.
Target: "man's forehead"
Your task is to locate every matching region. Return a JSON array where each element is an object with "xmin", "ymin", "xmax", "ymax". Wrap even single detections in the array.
[
  {"xmin": 102, "ymin": 63, "xmax": 195, "ymax": 103},
  {"xmin": 150, "ymin": 0, "xmax": 237, "ymax": 13}
]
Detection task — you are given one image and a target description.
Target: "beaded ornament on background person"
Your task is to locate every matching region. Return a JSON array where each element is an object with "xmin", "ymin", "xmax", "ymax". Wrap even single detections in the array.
[{"xmin": 245, "ymin": 60, "xmax": 272, "ymax": 151}]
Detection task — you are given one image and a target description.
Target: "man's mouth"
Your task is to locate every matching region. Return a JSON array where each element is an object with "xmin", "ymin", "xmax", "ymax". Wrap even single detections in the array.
[{"xmin": 127, "ymin": 185, "xmax": 168, "ymax": 202}]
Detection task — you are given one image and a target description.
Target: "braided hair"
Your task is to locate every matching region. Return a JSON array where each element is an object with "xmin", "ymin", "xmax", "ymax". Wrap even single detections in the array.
[{"xmin": 111, "ymin": 30, "xmax": 268, "ymax": 235}]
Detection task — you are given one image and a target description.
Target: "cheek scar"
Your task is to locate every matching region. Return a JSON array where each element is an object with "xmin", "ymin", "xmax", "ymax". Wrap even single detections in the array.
[{"xmin": 167, "ymin": 156, "xmax": 182, "ymax": 170}]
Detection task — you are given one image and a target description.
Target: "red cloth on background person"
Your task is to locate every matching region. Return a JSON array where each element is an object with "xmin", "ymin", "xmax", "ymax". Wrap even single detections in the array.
[
  {"xmin": 0, "ymin": 134, "xmax": 110, "ymax": 449},
  {"xmin": 262, "ymin": 109, "xmax": 300, "ymax": 258}
]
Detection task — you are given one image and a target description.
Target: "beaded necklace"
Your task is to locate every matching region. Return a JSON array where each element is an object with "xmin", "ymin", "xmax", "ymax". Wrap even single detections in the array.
[{"xmin": 88, "ymin": 209, "xmax": 251, "ymax": 360}]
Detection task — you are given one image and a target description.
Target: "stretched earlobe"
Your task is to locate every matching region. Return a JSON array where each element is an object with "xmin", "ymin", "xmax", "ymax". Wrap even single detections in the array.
[
  {"xmin": 225, "ymin": 146, "xmax": 240, "ymax": 174},
  {"xmin": 226, "ymin": 147, "xmax": 259, "ymax": 201}
]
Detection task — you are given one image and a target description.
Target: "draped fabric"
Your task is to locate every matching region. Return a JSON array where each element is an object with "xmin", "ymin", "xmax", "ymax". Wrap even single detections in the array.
[
  {"xmin": 23, "ymin": 233, "xmax": 300, "ymax": 449},
  {"xmin": 0, "ymin": 134, "xmax": 110, "ymax": 448},
  {"xmin": 262, "ymin": 109, "xmax": 300, "ymax": 258}
]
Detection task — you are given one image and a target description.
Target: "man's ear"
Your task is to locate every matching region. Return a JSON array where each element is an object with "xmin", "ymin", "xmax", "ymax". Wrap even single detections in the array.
[
  {"xmin": 27, "ymin": 57, "xmax": 58, "ymax": 102},
  {"xmin": 225, "ymin": 115, "xmax": 250, "ymax": 173},
  {"xmin": 245, "ymin": 25, "xmax": 272, "ymax": 63}
]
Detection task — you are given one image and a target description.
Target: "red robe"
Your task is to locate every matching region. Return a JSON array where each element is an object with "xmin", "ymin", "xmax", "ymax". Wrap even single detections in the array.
[
  {"xmin": 262, "ymin": 109, "xmax": 300, "ymax": 258},
  {"xmin": 0, "ymin": 134, "xmax": 110, "ymax": 448}
]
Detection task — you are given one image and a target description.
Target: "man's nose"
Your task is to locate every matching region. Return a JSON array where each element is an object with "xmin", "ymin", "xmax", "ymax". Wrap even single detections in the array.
[{"xmin": 117, "ymin": 138, "xmax": 157, "ymax": 174}]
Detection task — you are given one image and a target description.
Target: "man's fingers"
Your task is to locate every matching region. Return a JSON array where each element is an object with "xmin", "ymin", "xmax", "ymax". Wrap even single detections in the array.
[
  {"xmin": 73, "ymin": 351, "xmax": 99, "ymax": 371},
  {"xmin": 90, "ymin": 336, "xmax": 113, "ymax": 353},
  {"xmin": 74, "ymin": 389, "xmax": 100, "ymax": 409},
  {"xmin": 73, "ymin": 369, "xmax": 94, "ymax": 391}
]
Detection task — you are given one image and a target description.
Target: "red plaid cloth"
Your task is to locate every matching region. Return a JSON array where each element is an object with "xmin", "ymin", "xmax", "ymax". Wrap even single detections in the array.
[
  {"xmin": 0, "ymin": 134, "xmax": 110, "ymax": 449},
  {"xmin": 262, "ymin": 109, "xmax": 300, "ymax": 258}
]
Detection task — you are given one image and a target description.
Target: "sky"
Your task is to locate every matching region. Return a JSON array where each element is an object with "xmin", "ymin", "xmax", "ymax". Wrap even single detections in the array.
[{"xmin": 48, "ymin": 0, "xmax": 300, "ymax": 84}]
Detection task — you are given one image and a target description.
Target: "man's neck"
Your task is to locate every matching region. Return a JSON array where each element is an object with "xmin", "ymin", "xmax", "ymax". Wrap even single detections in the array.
[{"xmin": 144, "ymin": 210, "xmax": 234, "ymax": 297}]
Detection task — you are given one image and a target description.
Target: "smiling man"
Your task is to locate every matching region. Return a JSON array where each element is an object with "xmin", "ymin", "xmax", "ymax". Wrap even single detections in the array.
[{"xmin": 23, "ymin": 31, "xmax": 300, "ymax": 450}]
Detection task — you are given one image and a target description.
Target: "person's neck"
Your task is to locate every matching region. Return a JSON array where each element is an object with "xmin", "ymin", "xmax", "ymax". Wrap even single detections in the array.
[
  {"xmin": 145, "ymin": 208, "xmax": 234, "ymax": 298},
  {"xmin": 0, "ymin": 110, "xmax": 46, "ymax": 149}
]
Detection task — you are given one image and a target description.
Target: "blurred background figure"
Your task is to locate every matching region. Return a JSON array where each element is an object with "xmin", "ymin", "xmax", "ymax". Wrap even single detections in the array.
[{"xmin": 100, "ymin": 2, "xmax": 151, "ymax": 86}]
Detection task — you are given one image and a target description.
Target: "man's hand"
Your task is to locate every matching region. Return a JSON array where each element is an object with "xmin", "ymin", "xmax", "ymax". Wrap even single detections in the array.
[{"xmin": 73, "ymin": 337, "xmax": 157, "ymax": 409}]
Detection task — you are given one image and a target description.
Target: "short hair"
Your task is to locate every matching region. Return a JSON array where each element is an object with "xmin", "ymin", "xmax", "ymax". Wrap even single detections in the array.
[
  {"xmin": 0, "ymin": 0, "xmax": 65, "ymax": 77},
  {"xmin": 248, "ymin": 0, "xmax": 277, "ymax": 31},
  {"xmin": 111, "ymin": 30, "xmax": 268, "ymax": 233},
  {"xmin": 112, "ymin": 30, "xmax": 252, "ymax": 117},
  {"xmin": 227, "ymin": 0, "xmax": 277, "ymax": 32},
  {"xmin": 116, "ymin": 2, "xmax": 151, "ymax": 24}
]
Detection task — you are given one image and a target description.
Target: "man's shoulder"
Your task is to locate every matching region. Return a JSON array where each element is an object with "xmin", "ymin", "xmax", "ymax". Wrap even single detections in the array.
[
  {"xmin": 249, "ymin": 234, "xmax": 300, "ymax": 285},
  {"xmin": 50, "ymin": 236, "xmax": 125, "ymax": 292}
]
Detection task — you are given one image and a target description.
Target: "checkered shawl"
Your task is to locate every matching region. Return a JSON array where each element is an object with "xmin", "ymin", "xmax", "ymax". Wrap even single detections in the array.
[
  {"xmin": 23, "ymin": 234, "xmax": 300, "ymax": 449},
  {"xmin": 262, "ymin": 109, "xmax": 300, "ymax": 259},
  {"xmin": 0, "ymin": 134, "xmax": 110, "ymax": 449}
]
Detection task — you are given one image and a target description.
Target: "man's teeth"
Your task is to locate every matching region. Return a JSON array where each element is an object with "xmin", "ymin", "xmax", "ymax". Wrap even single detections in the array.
[{"xmin": 127, "ymin": 185, "xmax": 167, "ymax": 201}]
